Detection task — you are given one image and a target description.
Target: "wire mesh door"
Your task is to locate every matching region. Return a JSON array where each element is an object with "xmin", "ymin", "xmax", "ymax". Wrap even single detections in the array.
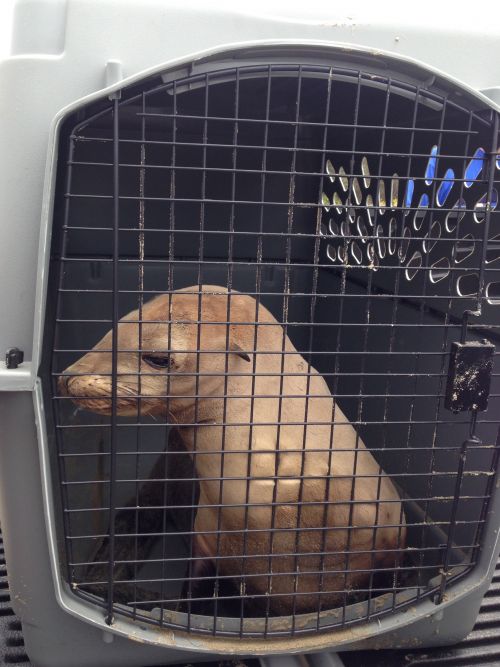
[{"xmin": 45, "ymin": 58, "xmax": 500, "ymax": 638}]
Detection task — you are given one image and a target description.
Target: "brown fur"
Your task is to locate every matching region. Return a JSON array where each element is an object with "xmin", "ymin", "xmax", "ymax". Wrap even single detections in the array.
[{"xmin": 59, "ymin": 285, "xmax": 405, "ymax": 615}]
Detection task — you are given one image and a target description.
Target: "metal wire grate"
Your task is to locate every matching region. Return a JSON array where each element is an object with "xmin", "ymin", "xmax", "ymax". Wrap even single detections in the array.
[{"xmin": 43, "ymin": 59, "xmax": 500, "ymax": 639}]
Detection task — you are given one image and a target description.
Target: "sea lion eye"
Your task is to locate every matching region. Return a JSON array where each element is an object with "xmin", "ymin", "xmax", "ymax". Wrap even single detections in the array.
[{"xmin": 142, "ymin": 354, "xmax": 171, "ymax": 370}]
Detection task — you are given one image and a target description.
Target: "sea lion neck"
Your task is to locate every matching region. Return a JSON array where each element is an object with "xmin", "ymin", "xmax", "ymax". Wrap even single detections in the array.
[{"xmin": 173, "ymin": 396, "xmax": 222, "ymax": 430}]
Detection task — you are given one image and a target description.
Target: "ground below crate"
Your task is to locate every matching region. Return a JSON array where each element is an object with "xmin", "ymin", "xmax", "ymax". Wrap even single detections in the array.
[{"xmin": 1, "ymin": 527, "xmax": 499, "ymax": 667}]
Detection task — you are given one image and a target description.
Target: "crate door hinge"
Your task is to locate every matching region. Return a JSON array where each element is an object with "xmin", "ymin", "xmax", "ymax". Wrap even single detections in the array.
[
  {"xmin": 105, "ymin": 60, "xmax": 123, "ymax": 100},
  {"xmin": 5, "ymin": 348, "xmax": 24, "ymax": 369},
  {"xmin": 445, "ymin": 340, "xmax": 495, "ymax": 413}
]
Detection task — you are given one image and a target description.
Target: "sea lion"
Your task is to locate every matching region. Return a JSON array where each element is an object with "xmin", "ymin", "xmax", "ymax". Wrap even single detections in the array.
[{"xmin": 59, "ymin": 285, "xmax": 405, "ymax": 616}]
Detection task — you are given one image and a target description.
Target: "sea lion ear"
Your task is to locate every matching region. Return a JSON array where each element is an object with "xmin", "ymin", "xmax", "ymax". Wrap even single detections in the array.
[{"xmin": 230, "ymin": 343, "xmax": 251, "ymax": 362}]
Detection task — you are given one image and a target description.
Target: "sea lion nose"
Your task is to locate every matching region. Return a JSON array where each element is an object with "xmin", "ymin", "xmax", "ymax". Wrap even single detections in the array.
[{"xmin": 58, "ymin": 371, "xmax": 73, "ymax": 397}]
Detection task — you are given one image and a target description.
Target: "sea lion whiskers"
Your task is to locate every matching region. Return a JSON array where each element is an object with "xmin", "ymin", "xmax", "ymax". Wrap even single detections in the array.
[{"xmin": 114, "ymin": 375, "xmax": 181, "ymax": 425}]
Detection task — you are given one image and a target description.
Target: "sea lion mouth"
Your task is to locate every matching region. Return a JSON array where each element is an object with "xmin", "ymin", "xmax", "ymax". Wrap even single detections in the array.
[
  {"xmin": 58, "ymin": 374, "xmax": 149, "ymax": 417},
  {"xmin": 69, "ymin": 397, "xmax": 141, "ymax": 416}
]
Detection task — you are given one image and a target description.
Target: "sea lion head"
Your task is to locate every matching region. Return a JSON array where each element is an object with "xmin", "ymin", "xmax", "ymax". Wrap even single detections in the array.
[{"xmin": 58, "ymin": 285, "xmax": 253, "ymax": 419}]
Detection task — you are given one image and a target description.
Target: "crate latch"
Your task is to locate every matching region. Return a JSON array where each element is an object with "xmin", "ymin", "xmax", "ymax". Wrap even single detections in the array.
[{"xmin": 445, "ymin": 340, "xmax": 495, "ymax": 413}]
